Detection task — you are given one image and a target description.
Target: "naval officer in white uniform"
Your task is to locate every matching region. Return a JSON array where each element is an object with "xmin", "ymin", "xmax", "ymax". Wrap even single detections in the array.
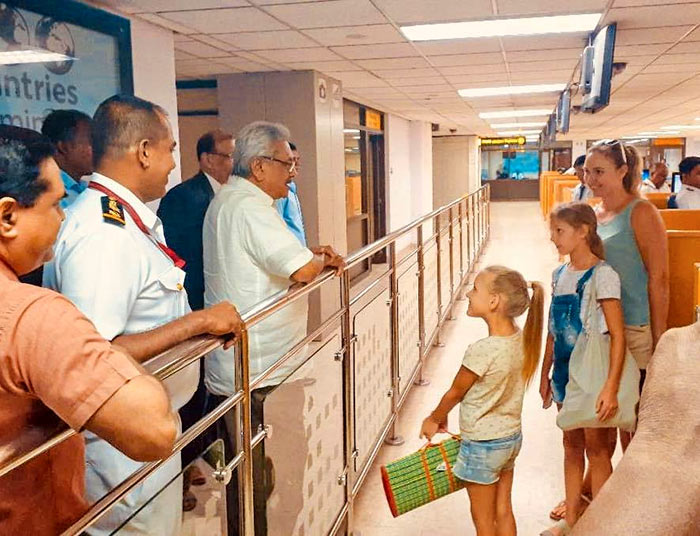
[{"xmin": 45, "ymin": 95, "xmax": 243, "ymax": 535}]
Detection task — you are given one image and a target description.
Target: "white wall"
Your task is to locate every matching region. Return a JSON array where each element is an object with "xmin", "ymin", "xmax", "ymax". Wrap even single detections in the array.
[
  {"xmin": 432, "ymin": 135, "xmax": 480, "ymax": 209},
  {"xmin": 385, "ymin": 115, "xmax": 433, "ymax": 250},
  {"xmin": 686, "ymin": 136, "xmax": 700, "ymax": 157},
  {"xmin": 572, "ymin": 139, "xmax": 587, "ymax": 162},
  {"xmin": 129, "ymin": 18, "xmax": 180, "ymax": 194}
]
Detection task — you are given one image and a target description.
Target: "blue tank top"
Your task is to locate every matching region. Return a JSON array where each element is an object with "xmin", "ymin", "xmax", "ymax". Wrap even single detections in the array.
[{"xmin": 597, "ymin": 199, "xmax": 649, "ymax": 326}]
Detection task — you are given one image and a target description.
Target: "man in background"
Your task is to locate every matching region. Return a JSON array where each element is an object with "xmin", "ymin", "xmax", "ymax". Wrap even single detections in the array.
[
  {"xmin": 669, "ymin": 156, "xmax": 700, "ymax": 209},
  {"xmin": 275, "ymin": 141, "xmax": 306, "ymax": 246},
  {"xmin": 570, "ymin": 154, "xmax": 593, "ymax": 201},
  {"xmin": 157, "ymin": 128, "xmax": 235, "ymax": 509},
  {"xmin": 40, "ymin": 109, "xmax": 93, "ymax": 209},
  {"xmin": 640, "ymin": 162, "xmax": 670, "ymax": 193}
]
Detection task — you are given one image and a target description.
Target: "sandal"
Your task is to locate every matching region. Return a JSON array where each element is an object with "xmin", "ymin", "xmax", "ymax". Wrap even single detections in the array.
[
  {"xmin": 549, "ymin": 493, "xmax": 592, "ymax": 521},
  {"xmin": 540, "ymin": 519, "xmax": 572, "ymax": 536}
]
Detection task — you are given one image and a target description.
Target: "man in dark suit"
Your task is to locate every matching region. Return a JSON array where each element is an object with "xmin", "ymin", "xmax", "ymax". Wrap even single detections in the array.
[{"xmin": 157, "ymin": 129, "xmax": 234, "ymax": 509}]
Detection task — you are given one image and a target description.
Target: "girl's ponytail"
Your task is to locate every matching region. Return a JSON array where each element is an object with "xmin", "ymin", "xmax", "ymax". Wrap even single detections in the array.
[
  {"xmin": 484, "ymin": 266, "xmax": 544, "ymax": 385},
  {"xmin": 522, "ymin": 281, "xmax": 544, "ymax": 385}
]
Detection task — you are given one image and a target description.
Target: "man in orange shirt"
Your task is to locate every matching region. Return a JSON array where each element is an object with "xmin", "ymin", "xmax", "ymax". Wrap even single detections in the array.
[{"xmin": 0, "ymin": 126, "xmax": 175, "ymax": 534}]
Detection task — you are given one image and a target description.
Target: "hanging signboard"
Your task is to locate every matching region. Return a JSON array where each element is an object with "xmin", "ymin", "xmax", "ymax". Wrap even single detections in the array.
[
  {"xmin": 0, "ymin": 0, "xmax": 133, "ymax": 131},
  {"xmin": 480, "ymin": 136, "xmax": 527, "ymax": 146}
]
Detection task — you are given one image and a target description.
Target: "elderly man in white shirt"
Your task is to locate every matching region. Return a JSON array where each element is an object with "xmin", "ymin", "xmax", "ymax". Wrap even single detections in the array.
[
  {"xmin": 640, "ymin": 162, "xmax": 671, "ymax": 193},
  {"xmin": 203, "ymin": 120, "xmax": 344, "ymax": 533},
  {"xmin": 45, "ymin": 95, "xmax": 243, "ymax": 535}
]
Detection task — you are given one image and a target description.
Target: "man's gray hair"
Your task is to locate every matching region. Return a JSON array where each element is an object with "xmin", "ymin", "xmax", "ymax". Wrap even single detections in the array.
[{"xmin": 233, "ymin": 121, "xmax": 290, "ymax": 178}]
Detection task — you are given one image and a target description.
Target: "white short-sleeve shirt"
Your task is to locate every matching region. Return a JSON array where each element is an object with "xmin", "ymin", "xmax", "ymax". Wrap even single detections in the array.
[
  {"xmin": 675, "ymin": 184, "xmax": 700, "ymax": 209},
  {"xmin": 43, "ymin": 172, "xmax": 195, "ymax": 535},
  {"xmin": 203, "ymin": 176, "xmax": 314, "ymax": 395}
]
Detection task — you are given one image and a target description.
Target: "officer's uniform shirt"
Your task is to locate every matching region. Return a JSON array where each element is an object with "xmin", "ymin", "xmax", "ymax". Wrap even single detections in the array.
[
  {"xmin": 44, "ymin": 172, "xmax": 197, "ymax": 536},
  {"xmin": 571, "ymin": 182, "xmax": 594, "ymax": 202},
  {"xmin": 675, "ymin": 184, "xmax": 700, "ymax": 209}
]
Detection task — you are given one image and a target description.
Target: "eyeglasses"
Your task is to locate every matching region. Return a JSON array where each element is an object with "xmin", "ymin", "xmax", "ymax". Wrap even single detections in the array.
[
  {"xmin": 208, "ymin": 152, "xmax": 235, "ymax": 160},
  {"xmin": 259, "ymin": 156, "xmax": 296, "ymax": 174},
  {"xmin": 597, "ymin": 139, "xmax": 627, "ymax": 165}
]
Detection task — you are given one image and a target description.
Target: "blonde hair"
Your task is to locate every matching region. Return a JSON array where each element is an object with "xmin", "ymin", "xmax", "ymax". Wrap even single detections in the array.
[
  {"xmin": 588, "ymin": 139, "xmax": 641, "ymax": 193},
  {"xmin": 551, "ymin": 202, "xmax": 605, "ymax": 260},
  {"xmin": 483, "ymin": 266, "xmax": 544, "ymax": 385}
]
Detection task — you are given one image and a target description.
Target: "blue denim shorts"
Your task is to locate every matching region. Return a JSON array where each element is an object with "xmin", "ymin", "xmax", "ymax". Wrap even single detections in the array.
[{"xmin": 453, "ymin": 432, "xmax": 523, "ymax": 485}]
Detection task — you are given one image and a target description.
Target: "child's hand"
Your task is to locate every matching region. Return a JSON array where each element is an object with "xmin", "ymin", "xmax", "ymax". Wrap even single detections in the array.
[
  {"xmin": 420, "ymin": 416, "xmax": 446, "ymax": 442},
  {"xmin": 539, "ymin": 377, "xmax": 553, "ymax": 409},
  {"xmin": 596, "ymin": 385, "xmax": 619, "ymax": 421}
]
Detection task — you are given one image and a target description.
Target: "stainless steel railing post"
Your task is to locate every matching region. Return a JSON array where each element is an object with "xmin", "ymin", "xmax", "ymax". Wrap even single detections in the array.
[
  {"xmin": 340, "ymin": 270, "xmax": 355, "ymax": 533},
  {"xmin": 239, "ymin": 329, "xmax": 255, "ymax": 536},
  {"xmin": 385, "ymin": 242, "xmax": 404, "ymax": 446},
  {"xmin": 433, "ymin": 214, "xmax": 445, "ymax": 347},
  {"xmin": 414, "ymin": 225, "xmax": 429, "ymax": 386}
]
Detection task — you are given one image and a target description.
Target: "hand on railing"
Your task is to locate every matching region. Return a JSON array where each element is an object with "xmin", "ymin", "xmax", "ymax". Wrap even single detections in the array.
[
  {"xmin": 193, "ymin": 301, "xmax": 244, "ymax": 349},
  {"xmin": 312, "ymin": 245, "xmax": 346, "ymax": 276}
]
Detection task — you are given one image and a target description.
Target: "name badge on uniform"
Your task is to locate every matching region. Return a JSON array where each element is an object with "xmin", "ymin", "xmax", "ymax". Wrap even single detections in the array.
[{"xmin": 101, "ymin": 196, "xmax": 126, "ymax": 227}]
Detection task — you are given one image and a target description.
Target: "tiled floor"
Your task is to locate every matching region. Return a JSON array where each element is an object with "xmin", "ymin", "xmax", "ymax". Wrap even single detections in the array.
[{"xmin": 352, "ymin": 201, "xmax": 621, "ymax": 536}]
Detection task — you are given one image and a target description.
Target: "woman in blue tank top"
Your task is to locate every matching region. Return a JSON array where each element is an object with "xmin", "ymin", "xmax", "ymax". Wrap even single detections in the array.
[{"xmin": 585, "ymin": 140, "xmax": 669, "ymax": 441}]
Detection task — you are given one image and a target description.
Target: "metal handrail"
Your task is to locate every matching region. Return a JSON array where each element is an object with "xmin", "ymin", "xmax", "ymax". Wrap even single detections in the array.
[{"xmin": 1, "ymin": 184, "xmax": 491, "ymax": 536}]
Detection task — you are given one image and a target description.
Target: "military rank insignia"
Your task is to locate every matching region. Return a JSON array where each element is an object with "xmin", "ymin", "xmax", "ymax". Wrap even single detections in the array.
[{"xmin": 101, "ymin": 196, "xmax": 126, "ymax": 227}]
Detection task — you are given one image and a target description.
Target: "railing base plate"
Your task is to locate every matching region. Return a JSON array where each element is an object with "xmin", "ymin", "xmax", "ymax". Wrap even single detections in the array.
[
  {"xmin": 384, "ymin": 435, "xmax": 405, "ymax": 446},
  {"xmin": 414, "ymin": 378, "xmax": 430, "ymax": 386}
]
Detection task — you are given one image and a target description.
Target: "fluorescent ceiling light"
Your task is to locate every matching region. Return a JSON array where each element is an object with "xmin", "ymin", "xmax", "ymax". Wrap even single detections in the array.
[
  {"xmin": 0, "ymin": 48, "xmax": 74, "ymax": 65},
  {"xmin": 490, "ymin": 122, "xmax": 546, "ymax": 128},
  {"xmin": 343, "ymin": 128, "xmax": 360, "ymax": 134},
  {"xmin": 459, "ymin": 83, "xmax": 565, "ymax": 98},
  {"xmin": 479, "ymin": 109, "xmax": 552, "ymax": 119},
  {"xmin": 401, "ymin": 13, "xmax": 600, "ymax": 41},
  {"xmin": 496, "ymin": 130, "xmax": 541, "ymax": 135}
]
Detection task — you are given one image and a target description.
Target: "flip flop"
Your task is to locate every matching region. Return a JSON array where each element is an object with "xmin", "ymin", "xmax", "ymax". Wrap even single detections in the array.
[{"xmin": 540, "ymin": 519, "xmax": 572, "ymax": 536}]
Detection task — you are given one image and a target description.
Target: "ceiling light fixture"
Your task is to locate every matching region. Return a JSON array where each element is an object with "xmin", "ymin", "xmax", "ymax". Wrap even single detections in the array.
[
  {"xmin": 479, "ymin": 109, "xmax": 552, "ymax": 119},
  {"xmin": 343, "ymin": 128, "xmax": 360, "ymax": 134},
  {"xmin": 496, "ymin": 129, "xmax": 541, "ymax": 135},
  {"xmin": 0, "ymin": 48, "xmax": 75, "ymax": 65},
  {"xmin": 489, "ymin": 121, "xmax": 546, "ymax": 128},
  {"xmin": 459, "ymin": 83, "xmax": 566, "ymax": 98},
  {"xmin": 401, "ymin": 13, "xmax": 601, "ymax": 41},
  {"xmin": 637, "ymin": 131, "xmax": 681, "ymax": 136}
]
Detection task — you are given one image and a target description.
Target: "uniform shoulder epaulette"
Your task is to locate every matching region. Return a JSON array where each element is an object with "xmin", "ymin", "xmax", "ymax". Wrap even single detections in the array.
[{"xmin": 101, "ymin": 196, "xmax": 126, "ymax": 227}]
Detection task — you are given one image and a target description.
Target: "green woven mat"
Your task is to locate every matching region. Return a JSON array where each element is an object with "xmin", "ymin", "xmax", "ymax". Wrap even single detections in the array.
[{"xmin": 381, "ymin": 436, "xmax": 461, "ymax": 517}]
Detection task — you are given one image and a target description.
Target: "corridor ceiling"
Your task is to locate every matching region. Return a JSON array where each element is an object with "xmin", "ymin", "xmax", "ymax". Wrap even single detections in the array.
[{"xmin": 97, "ymin": 0, "xmax": 700, "ymax": 140}]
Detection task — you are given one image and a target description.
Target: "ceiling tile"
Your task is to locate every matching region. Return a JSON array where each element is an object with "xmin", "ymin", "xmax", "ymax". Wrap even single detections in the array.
[
  {"xmin": 252, "ymin": 47, "xmax": 343, "ymax": 62},
  {"xmin": 332, "ymin": 43, "xmax": 418, "ymax": 59},
  {"xmin": 284, "ymin": 60, "xmax": 363, "ymax": 71},
  {"xmin": 508, "ymin": 58, "xmax": 578, "ymax": 72},
  {"xmin": 604, "ymin": 5, "xmax": 700, "ymax": 29},
  {"xmin": 438, "ymin": 63, "xmax": 507, "ymax": 75},
  {"xmin": 505, "ymin": 48, "xmax": 582, "ymax": 62},
  {"xmin": 401, "ymin": 84, "xmax": 455, "ymax": 94},
  {"xmin": 653, "ymin": 53, "xmax": 700, "ymax": 65},
  {"xmin": 642, "ymin": 63, "xmax": 700, "ymax": 74},
  {"xmin": 137, "ymin": 12, "xmax": 199, "ymax": 34},
  {"xmin": 429, "ymin": 52, "xmax": 505, "ymax": 67},
  {"xmin": 372, "ymin": 67, "xmax": 441, "ymax": 79},
  {"xmin": 372, "ymin": 0, "xmax": 493, "ymax": 24},
  {"xmin": 357, "ymin": 57, "xmax": 431, "ymax": 69},
  {"xmin": 615, "ymin": 44, "xmax": 669, "ymax": 57},
  {"xmin": 175, "ymin": 40, "xmax": 230, "ymax": 58},
  {"xmin": 215, "ymin": 30, "xmax": 317, "ymax": 49},
  {"xmin": 160, "ymin": 7, "xmax": 286, "ymax": 33},
  {"xmin": 495, "ymin": 0, "xmax": 607, "ymax": 16},
  {"xmin": 389, "ymin": 77, "xmax": 448, "ymax": 87},
  {"xmin": 330, "ymin": 71, "xmax": 389, "ymax": 88},
  {"xmin": 501, "ymin": 34, "xmax": 589, "ymax": 52},
  {"xmin": 174, "ymin": 49, "xmax": 196, "ymax": 60},
  {"xmin": 615, "ymin": 26, "xmax": 693, "ymax": 46},
  {"xmin": 668, "ymin": 41, "xmax": 700, "ymax": 54},
  {"xmin": 262, "ymin": 0, "xmax": 387, "ymax": 28},
  {"xmin": 217, "ymin": 56, "xmax": 278, "ymax": 71},
  {"xmin": 302, "ymin": 25, "xmax": 405, "ymax": 47},
  {"xmin": 118, "ymin": 0, "xmax": 250, "ymax": 12},
  {"xmin": 445, "ymin": 75, "xmax": 511, "ymax": 86}
]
